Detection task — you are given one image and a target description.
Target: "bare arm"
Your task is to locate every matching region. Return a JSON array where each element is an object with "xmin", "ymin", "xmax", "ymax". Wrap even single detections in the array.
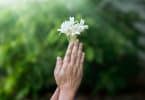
[{"xmin": 50, "ymin": 87, "xmax": 60, "ymax": 100}]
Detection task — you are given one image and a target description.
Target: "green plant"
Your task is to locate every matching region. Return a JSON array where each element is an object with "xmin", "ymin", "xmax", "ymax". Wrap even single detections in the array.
[{"xmin": 0, "ymin": 0, "xmax": 144, "ymax": 99}]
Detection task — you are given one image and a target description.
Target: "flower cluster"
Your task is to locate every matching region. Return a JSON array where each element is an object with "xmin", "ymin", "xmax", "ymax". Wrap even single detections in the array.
[{"xmin": 58, "ymin": 17, "xmax": 88, "ymax": 41}]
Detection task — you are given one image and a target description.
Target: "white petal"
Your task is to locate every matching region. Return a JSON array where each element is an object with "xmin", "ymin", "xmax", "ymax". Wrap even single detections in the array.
[
  {"xmin": 58, "ymin": 17, "xmax": 88, "ymax": 37},
  {"xmin": 80, "ymin": 19, "xmax": 85, "ymax": 25},
  {"xmin": 84, "ymin": 25, "xmax": 88, "ymax": 29},
  {"xmin": 69, "ymin": 16, "xmax": 74, "ymax": 19}
]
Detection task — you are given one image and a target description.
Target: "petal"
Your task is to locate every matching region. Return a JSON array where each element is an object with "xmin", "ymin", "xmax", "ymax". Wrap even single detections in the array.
[
  {"xmin": 80, "ymin": 19, "xmax": 85, "ymax": 25},
  {"xmin": 69, "ymin": 17, "xmax": 75, "ymax": 22}
]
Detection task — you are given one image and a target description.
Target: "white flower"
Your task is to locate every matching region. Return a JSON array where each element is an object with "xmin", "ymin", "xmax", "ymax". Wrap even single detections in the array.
[{"xmin": 58, "ymin": 17, "xmax": 88, "ymax": 37}]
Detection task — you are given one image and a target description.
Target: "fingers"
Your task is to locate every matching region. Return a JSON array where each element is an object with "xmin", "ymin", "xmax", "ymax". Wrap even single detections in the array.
[
  {"xmin": 70, "ymin": 40, "xmax": 79, "ymax": 65},
  {"xmin": 76, "ymin": 43, "xmax": 83, "ymax": 67},
  {"xmin": 80, "ymin": 52, "xmax": 85, "ymax": 68},
  {"xmin": 72, "ymin": 42, "xmax": 83, "ymax": 75},
  {"xmin": 64, "ymin": 42, "xmax": 74, "ymax": 62},
  {"xmin": 54, "ymin": 56, "xmax": 63, "ymax": 75},
  {"xmin": 77, "ymin": 52, "xmax": 85, "ymax": 77}
]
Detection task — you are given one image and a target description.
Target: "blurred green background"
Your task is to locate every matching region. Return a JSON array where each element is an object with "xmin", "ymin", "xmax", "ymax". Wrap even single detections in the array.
[{"xmin": 0, "ymin": 0, "xmax": 145, "ymax": 99}]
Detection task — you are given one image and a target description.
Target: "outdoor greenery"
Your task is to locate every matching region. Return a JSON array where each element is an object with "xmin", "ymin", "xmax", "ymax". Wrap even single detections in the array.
[{"xmin": 0, "ymin": 0, "xmax": 145, "ymax": 99}]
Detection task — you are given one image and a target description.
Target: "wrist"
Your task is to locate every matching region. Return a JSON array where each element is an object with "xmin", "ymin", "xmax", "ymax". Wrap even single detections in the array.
[{"xmin": 59, "ymin": 86, "xmax": 76, "ymax": 100}]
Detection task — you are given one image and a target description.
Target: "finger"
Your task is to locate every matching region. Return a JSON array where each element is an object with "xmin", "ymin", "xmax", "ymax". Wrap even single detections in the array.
[
  {"xmin": 72, "ymin": 43, "xmax": 82, "ymax": 75},
  {"xmin": 70, "ymin": 39, "xmax": 79, "ymax": 65},
  {"xmin": 80, "ymin": 52, "xmax": 85, "ymax": 68},
  {"xmin": 76, "ymin": 43, "xmax": 83, "ymax": 67},
  {"xmin": 57, "ymin": 56, "xmax": 63, "ymax": 71},
  {"xmin": 54, "ymin": 56, "xmax": 63, "ymax": 75},
  {"xmin": 77, "ymin": 52, "xmax": 85, "ymax": 77},
  {"xmin": 63, "ymin": 41, "xmax": 74, "ymax": 62}
]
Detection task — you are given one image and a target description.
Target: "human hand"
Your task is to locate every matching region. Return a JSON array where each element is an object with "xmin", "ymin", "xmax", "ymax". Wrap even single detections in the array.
[{"xmin": 54, "ymin": 40, "xmax": 85, "ymax": 99}]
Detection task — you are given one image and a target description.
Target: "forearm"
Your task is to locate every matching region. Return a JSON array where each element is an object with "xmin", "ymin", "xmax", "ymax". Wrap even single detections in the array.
[{"xmin": 50, "ymin": 87, "xmax": 60, "ymax": 100}]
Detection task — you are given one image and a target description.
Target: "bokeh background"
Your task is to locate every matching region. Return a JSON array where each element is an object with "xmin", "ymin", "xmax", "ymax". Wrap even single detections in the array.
[{"xmin": 0, "ymin": 0, "xmax": 145, "ymax": 100}]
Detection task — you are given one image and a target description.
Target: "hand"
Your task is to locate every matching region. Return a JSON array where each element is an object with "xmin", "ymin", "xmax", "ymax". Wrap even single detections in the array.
[{"xmin": 54, "ymin": 40, "xmax": 85, "ymax": 99}]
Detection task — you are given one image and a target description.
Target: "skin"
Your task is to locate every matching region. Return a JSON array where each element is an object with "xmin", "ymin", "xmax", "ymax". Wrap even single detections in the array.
[
  {"xmin": 51, "ymin": 40, "xmax": 85, "ymax": 100},
  {"xmin": 50, "ymin": 88, "xmax": 60, "ymax": 100}
]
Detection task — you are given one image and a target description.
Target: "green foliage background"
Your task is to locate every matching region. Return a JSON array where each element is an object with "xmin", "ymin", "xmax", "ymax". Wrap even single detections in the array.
[{"xmin": 0, "ymin": 0, "xmax": 144, "ymax": 99}]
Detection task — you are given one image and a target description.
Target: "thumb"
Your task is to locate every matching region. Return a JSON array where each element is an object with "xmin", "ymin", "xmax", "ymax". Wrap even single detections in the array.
[
  {"xmin": 56, "ymin": 56, "xmax": 63, "ymax": 66},
  {"xmin": 54, "ymin": 56, "xmax": 63, "ymax": 75}
]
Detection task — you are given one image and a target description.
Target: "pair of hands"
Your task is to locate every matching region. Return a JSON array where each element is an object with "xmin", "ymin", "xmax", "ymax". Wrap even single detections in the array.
[{"xmin": 51, "ymin": 40, "xmax": 85, "ymax": 100}]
